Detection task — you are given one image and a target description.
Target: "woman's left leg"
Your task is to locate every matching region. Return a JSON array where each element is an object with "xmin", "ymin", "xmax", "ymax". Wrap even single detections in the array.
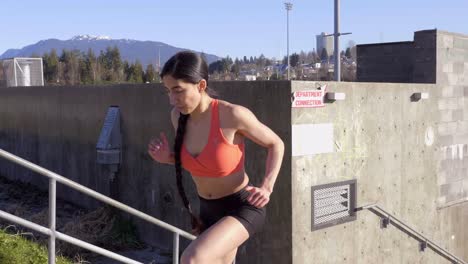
[{"xmin": 180, "ymin": 216, "xmax": 249, "ymax": 264}]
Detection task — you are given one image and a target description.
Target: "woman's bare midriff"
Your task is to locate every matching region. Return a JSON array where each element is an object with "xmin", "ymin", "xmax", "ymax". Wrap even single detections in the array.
[{"xmin": 192, "ymin": 170, "xmax": 249, "ymax": 199}]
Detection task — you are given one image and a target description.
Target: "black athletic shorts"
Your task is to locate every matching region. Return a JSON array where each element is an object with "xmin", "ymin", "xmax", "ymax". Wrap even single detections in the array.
[{"xmin": 198, "ymin": 183, "xmax": 266, "ymax": 236}]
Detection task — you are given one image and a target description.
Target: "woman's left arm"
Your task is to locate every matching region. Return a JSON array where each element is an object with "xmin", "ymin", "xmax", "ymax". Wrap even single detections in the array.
[{"xmin": 232, "ymin": 105, "xmax": 285, "ymax": 207}]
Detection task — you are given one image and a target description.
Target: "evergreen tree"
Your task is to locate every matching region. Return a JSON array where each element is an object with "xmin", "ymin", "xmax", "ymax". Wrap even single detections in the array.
[
  {"xmin": 86, "ymin": 48, "xmax": 98, "ymax": 83},
  {"xmin": 222, "ymin": 57, "xmax": 232, "ymax": 73},
  {"xmin": 256, "ymin": 54, "xmax": 266, "ymax": 67},
  {"xmin": 130, "ymin": 60, "xmax": 144, "ymax": 83},
  {"xmin": 290, "ymin": 53, "xmax": 300, "ymax": 67},
  {"xmin": 144, "ymin": 64, "xmax": 156, "ymax": 83},
  {"xmin": 59, "ymin": 49, "xmax": 80, "ymax": 85},
  {"xmin": 43, "ymin": 49, "xmax": 59, "ymax": 84},
  {"xmin": 79, "ymin": 50, "xmax": 94, "ymax": 84},
  {"xmin": 320, "ymin": 48, "xmax": 329, "ymax": 61},
  {"xmin": 98, "ymin": 46, "xmax": 122, "ymax": 82},
  {"xmin": 123, "ymin": 61, "xmax": 131, "ymax": 82},
  {"xmin": 230, "ymin": 63, "xmax": 240, "ymax": 77},
  {"xmin": 110, "ymin": 46, "xmax": 123, "ymax": 81},
  {"xmin": 209, "ymin": 57, "xmax": 232, "ymax": 74},
  {"xmin": 97, "ymin": 50, "xmax": 107, "ymax": 81},
  {"xmin": 299, "ymin": 51, "xmax": 307, "ymax": 64},
  {"xmin": 345, "ymin": 47, "xmax": 351, "ymax": 58},
  {"xmin": 209, "ymin": 60, "xmax": 223, "ymax": 74}
]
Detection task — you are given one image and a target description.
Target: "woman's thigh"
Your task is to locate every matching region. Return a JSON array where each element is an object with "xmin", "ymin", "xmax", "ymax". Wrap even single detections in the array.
[{"xmin": 183, "ymin": 216, "xmax": 249, "ymax": 261}]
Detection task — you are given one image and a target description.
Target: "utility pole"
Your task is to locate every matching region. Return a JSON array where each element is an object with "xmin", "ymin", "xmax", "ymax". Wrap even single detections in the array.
[
  {"xmin": 285, "ymin": 2, "xmax": 292, "ymax": 80},
  {"xmin": 325, "ymin": 0, "xmax": 351, "ymax": 81}
]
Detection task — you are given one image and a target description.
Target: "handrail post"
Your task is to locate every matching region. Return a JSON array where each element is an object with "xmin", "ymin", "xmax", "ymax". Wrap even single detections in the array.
[
  {"xmin": 49, "ymin": 178, "xmax": 56, "ymax": 264},
  {"xmin": 173, "ymin": 233, "xmax": 179, "ymax": 264}
]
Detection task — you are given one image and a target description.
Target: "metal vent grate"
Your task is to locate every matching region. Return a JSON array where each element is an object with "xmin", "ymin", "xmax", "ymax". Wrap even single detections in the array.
[{"xmin": 311, "ymin": 179, "xmax": 356, "ymax": 231}]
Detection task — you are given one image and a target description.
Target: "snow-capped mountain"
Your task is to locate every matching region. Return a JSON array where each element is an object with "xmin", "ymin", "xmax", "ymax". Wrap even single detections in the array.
[
  {"xmin": 0, "ymin": 35, "xmax": 220, "ymax": 68},
  {"xmin": 70, "ymin": 35, "xmax": 112, "ymax": 41}
]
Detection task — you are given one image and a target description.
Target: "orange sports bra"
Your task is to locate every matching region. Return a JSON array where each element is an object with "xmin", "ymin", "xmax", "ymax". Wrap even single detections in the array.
[{"xmin": 181, "ymin": 99, "xmax": 245, "ymax": 177}]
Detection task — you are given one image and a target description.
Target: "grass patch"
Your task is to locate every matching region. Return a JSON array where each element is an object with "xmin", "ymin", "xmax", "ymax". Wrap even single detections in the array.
[{"xmin": 0, "ymin": 227, "xmax": 73, "ymax": 264}]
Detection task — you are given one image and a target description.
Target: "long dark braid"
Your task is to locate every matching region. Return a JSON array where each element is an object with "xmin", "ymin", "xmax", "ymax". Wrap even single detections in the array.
[
  {"xmin": 174, "ymin": 113, "xmax": 204, "ymax": 234},
  {"xmin": 161, "ymin": 51, "xmax": 212, "ymax": 234}
]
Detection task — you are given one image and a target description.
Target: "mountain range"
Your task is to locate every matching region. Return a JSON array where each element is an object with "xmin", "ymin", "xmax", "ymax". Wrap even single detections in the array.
[{"xmin": 0, "ymin": 35, "xmax": 221, "ymax": 68}]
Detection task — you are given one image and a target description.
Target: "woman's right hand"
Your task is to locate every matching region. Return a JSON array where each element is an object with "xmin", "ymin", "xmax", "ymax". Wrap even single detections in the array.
[{"xmin": 148, "ymin": 132, "xmax": 173, "ymax": 164}]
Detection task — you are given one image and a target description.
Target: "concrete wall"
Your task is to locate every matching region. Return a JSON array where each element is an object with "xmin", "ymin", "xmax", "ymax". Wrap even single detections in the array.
[
  {"xmin": 0, "ymin": 80, "xmax": 467, "ymax": 263},
  {"xmin": 290, "ymin": 29, "xmax": 468, "ymax": 263},
  {"xmin": 357, "ymin": 30, "xmax": 438, "ymax": 84},
  {"xmin": 291, "ymin": 81, "xmax": 467, "ymax": 263},
  {"xmin": 0, "ymin": 82, "xmax": 293, "ymax": 264}
]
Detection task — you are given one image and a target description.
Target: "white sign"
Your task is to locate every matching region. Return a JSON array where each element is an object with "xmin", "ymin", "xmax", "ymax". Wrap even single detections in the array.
[
  {"xmin": 291, "ymin": 85, "xmax": 327, "ymax": 108},
  {"xmin": 292, "ymin": 123, "xmax": 334, "ymax": 156}
]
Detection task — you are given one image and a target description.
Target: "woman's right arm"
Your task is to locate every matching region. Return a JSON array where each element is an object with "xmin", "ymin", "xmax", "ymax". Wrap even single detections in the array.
[
  {"xmin": 147, "ymin": 108, "xmax": 179, "ymax": 165},
  {"xmin": 148, "ymin": 132, "xmax": 174, "ymax": 164}
]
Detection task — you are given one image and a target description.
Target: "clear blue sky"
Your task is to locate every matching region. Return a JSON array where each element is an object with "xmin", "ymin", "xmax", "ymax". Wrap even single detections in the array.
[{"xmin": 2, "ymin": 0, "xmax": 467, "ymax": 59}]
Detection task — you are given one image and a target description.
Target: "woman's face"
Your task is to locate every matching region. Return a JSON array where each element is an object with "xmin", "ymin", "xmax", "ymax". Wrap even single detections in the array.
[{"xmin": 162, "ymin": 75, "xmax": 204, "ymax": 114}]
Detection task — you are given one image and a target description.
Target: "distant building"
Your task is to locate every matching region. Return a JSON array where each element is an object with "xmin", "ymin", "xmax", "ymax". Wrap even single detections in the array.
[
  {"xmin": 241, "ymin": 74, "xmax": 257, "ymax": 81},
  {"xmin": 316, "ymin": 32, "xmax": 334, "ymax": 57}
]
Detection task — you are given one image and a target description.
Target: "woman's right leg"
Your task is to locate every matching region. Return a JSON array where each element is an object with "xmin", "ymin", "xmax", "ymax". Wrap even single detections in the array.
[
  {"xmin": 222, "ymin": 248, "xmax": 237, "ymax": 264},
  {"xmin": 180, "ymin": 216, "xmax": 249, "ymax": 264}
]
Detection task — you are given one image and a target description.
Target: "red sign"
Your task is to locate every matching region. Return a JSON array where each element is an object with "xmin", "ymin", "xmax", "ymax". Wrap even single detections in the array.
[{"xmin": 291, "ymin": 85, "xmax": 327, "ymax": 108}]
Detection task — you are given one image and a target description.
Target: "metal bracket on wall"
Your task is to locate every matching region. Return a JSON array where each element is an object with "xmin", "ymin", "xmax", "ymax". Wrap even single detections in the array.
[
  {"xmin": 380, "ymin": 216, "xmax": 390, "ymax": 229},
  {"xmin": 419, "ymin": 240, "xmax": 427, "ymax": 252}
]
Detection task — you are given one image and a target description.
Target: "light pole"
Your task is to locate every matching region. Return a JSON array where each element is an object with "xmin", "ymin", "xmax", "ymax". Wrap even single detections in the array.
[
  {"xmin": 325, "ymin": 0, "xmax": 351, "ymax": 81},
  {"xmin": 285, "ymin": 2, "xmax": 292, "ymax": 80}
]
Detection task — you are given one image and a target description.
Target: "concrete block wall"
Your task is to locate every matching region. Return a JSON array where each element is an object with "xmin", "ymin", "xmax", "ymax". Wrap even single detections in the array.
[
  {"xmin": 357, "ymin": 29, "xmax": 438, "ymax": 84},
  {"xmin": 413, "ymin": 30, "xmax": 437, "ymax": 83},
  {"xmin": 435, "ymin": 30, "xmax": 468, "ymax": 208},
  {"xmin": 357, "ymin": 42, "xmax": 414, "ymax": 83}
]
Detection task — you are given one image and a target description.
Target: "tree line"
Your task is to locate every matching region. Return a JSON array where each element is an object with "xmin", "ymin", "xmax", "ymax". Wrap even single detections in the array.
[
  {"xmin": 8, "ymin": 44, "xmax": 356, "ymax": 85},
  {"xmin": 41, "ymin": 46, "xmax": 158, "ymax": 85}
]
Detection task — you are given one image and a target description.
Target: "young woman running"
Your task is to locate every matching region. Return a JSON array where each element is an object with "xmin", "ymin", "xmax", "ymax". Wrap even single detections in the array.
[{"xmin": 148, "ymin": 51, "xmax": 284, "ymax": 264}]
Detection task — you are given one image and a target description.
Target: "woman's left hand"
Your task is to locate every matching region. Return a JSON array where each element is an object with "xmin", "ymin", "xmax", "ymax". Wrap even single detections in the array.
[{"xmin": 245, "ymin": 186, "xmax": 271, "ymax": 208}]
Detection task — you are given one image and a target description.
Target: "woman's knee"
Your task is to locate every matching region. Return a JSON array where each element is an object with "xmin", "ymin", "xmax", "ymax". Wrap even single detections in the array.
[{"xmin": 180, "ymin": 248, "xmax": 210, "ymax": 264}]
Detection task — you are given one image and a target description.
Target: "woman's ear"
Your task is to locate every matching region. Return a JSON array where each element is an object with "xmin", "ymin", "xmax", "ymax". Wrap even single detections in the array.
[{"xmin": 198, "ymin": 79, "xmax": 207, "ymax": 92}]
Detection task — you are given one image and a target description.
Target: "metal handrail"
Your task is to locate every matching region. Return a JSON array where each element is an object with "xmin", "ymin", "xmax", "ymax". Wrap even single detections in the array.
[
  {"xmin": 356, "ymin": 203, "xmax": 467, "ymax": 264},
  {"xmin": 0, "ymin": 211, "xmax": 141, "ymax": 264},
  {"xmin": 0, "ymin": 148, "xmax": 196, "ymax": 264}
]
